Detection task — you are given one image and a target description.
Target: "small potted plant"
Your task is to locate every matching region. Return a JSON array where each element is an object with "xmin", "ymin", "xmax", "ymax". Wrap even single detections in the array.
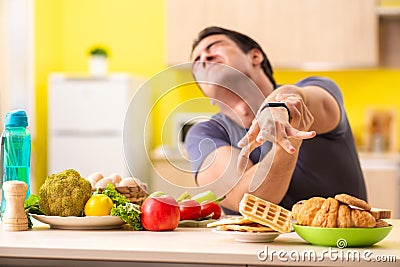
[{"xmin": 88, "ymin": 46, "xmax": 109, "ymax": 76}]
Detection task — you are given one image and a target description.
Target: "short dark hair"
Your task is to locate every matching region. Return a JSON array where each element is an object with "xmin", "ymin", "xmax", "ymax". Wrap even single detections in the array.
[{"xmin": 191, "ymin": 26, "xmax": 276, "ymax": 88}]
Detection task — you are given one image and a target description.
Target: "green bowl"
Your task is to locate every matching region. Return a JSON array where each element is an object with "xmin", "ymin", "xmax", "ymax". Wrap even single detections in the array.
[{"xmin": 292, "ymin": 223, "xmax": 393, "ymax": 247}]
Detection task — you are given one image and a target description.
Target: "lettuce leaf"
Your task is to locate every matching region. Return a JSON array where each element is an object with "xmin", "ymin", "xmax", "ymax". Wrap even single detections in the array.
[
  {"xmin": 24, "ymin": 194, "xmax": 44, "ymax": 228},
  {"xmin": 111, "ymin": 202, "xmax": 143, "ymax": 230}
]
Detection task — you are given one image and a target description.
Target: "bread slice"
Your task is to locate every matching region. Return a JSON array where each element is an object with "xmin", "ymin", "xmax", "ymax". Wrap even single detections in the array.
[{"xmin": 207, "ymin": 216, "xmax": 253, "ymax": 228}]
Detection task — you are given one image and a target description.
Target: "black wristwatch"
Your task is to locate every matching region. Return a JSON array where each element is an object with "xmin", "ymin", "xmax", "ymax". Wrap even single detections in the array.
[{"xmin": 260, "ymin": 102, "xmax": 291, "ymax": 122}]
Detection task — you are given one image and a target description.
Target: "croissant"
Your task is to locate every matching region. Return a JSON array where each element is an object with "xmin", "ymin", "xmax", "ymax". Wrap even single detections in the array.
[{"xmin": 292, "ymin": 194, "xmax": 390, "ymax": 228}]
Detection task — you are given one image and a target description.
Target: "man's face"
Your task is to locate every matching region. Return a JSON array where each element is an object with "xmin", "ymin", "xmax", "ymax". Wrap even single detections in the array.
[
  {"xmin": 191, "ymin": 34, "xmax": 254, "ymax": 88},
  {"xmin": 191, "ymin": 34, "xmax": 265, "ymax": 125}
]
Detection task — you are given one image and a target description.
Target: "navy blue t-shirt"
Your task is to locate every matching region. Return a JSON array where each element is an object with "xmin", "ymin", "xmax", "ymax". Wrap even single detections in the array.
[{"xmin": 185, "ymin": 77, "xmax": 367, "ymax": 214}]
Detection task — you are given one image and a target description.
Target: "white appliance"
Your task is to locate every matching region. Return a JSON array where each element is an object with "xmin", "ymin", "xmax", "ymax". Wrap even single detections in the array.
[{"xmin": 48, "ymin": 73, "xmax": 149, "ymax": 180}]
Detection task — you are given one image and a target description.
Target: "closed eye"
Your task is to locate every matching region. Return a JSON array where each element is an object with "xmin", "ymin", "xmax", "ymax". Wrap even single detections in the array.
[{"xmin": 192, "ymin": 40, "xmax": 223, "ymax": 62}]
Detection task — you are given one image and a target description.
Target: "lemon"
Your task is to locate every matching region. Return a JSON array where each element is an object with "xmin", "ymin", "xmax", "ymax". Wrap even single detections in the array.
[{"xmin": 84, "ymin": 194, "xmax": 114, "ymax": 216}]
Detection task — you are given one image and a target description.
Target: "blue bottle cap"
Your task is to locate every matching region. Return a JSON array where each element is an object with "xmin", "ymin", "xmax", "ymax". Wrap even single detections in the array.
[{"xmin": 4, "ymin": 110, "xmax": 28, "ymax": 127}]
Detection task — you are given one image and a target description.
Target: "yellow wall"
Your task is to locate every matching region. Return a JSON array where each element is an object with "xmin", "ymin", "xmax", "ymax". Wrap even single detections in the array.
[
  {"xmin": 34, "ymin": 0, "xmax": 63, "ymax": 192},
  {"xmin": 34, "ymin": 1, "xmax": 400, "ymax": 192}
]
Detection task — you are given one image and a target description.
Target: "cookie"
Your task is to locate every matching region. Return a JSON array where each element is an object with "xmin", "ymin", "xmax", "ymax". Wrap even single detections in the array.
[
  {"xmin": 335, "ymin": 193, "xmax": 371, "ymax": 211},
  {"xmin": 370, "ymin": 208, "xmax": 391, "ymax": 220},
  {"xmin": 296, "ymin": 197, "xmax": 326, "ymax": 226},
  {"xmin": 311, "ymin": 198, "xmax": 339, "ymax": 228},
  {"xmin": 374, "ymin": 219, "xmax": 389, "ymax": 228},
  {"xmin": 337, "ymin": 204, "xmax": 352, "ymax": 228},
  {"xmin": 351, "ymin": 209, "xmax": 376, "ymax": 228}
]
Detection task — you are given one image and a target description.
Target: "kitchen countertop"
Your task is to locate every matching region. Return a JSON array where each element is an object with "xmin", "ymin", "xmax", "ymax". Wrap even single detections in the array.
[
  {"xmin": 358, "ymin": 152, "xmax": 400, "ymax": 169},
  {"xmin": 0, "ymin": 219, "xmax": 398, "ymax": 267}
]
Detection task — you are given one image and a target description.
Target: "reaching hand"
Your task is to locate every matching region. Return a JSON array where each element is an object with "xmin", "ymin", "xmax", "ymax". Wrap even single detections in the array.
[{"xmin": 236, "ymin": 94, "xmax": 316, "ymax": 172}]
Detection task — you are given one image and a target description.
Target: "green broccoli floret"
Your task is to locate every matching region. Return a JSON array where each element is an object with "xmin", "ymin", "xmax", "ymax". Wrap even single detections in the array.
[{"xmin": 39, "ymin": 169, "xmax": 92, "ymax": 216}]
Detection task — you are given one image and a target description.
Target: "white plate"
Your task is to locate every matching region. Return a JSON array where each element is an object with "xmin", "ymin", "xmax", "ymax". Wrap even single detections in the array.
[
  {"xmin": 212, "ymin": 228, "xmax": 280, "ymax": 243},
  {"xmin": 30, "ymin": 214, "xmax": 125, "ymax": 230}
]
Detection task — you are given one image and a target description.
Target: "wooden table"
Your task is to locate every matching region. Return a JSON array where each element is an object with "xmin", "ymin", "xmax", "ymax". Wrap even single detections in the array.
[{"xmin": 0, "ymin": 219, "xmax": 398, "ymax": 267}]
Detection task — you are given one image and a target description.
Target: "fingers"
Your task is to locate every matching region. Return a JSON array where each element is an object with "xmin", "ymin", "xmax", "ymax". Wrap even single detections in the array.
[
  {"xmin": 275, "ymin": 93, "xmax": 297, "ymax": 102},
  {"xmin": 237, "ymin": 127, "xmax": 316, "ymax": 167},
  {"xmin": 237, "ymin": 119, "xmax": 260, "ymax": 147},
  {"xmin": 238, "ymin": 93, "xmax": 317, "ymax": 158},
  {"xmin": 257, "ymin": 123, "xmax": 316, "ymax": 154},
  {"xmin": 237, "ymin": 146, "xmax": 250, "ymax": 172},
  {"xmin": 275, "ymin": 123, "xmax": 296, "ymax": 153},
  {"xmin": 286, "ymin": 127, "xmax": 316, "ymax": 139},
  {"xmin": 256, "ymin": 120, "xmax": 276, "ymax": 143},
  {"xmin": 278, "ymin": 138, "xmax": 296, "ymax": 154},
  {"xmin": 277, "ymin": 125, "xmax": 316, "ymax": 153},
  {"xmin": 237, "ymin": 140, "xmax": 263, "ymax": 172}
]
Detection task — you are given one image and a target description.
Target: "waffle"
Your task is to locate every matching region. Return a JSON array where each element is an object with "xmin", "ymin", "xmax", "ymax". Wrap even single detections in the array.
[{"xmin": 239, "ymin": 193, "xmax": 292, "ymax": 233}]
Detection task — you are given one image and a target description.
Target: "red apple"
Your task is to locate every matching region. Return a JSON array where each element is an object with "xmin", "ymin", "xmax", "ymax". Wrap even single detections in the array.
[
  {"xmin": 141, "ymin": 195, "xmax": 180, "ymax": 231},
  {"xmin": 179, "ymin": 199, "xmax": 201, "ymax": 221}
]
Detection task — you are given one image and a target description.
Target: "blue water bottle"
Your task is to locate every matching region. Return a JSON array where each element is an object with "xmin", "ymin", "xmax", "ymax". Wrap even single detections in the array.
[{"xmin": 0, "ymin": 110, "xmax": 31, "ymax": 218}]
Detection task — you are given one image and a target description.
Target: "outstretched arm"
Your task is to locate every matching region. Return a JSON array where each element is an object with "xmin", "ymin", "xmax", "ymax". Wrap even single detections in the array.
[{"xmin": 237, "ymin": 84, "xmax": 340, "ymax": 164}]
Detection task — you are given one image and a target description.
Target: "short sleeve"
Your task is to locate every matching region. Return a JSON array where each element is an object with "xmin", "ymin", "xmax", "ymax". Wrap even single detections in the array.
[
  {"xmin": 185, "ymin": 119, "xmax": 231, "ymax": 176},
  {"xmin": 296, "ymin": 76, "xmax": 346, "ymax": 138}
]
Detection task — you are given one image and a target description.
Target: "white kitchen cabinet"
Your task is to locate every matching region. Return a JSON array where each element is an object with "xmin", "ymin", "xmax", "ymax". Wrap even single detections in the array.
[{"xmin": 165, "ymin": 0, "xmax": 378, "ymax": 68}]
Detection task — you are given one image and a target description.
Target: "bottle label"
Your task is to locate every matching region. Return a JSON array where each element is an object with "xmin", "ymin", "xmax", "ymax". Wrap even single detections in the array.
[{"xmin": 1, "ymin": 129, "xmax": 31, "ymax": 218}]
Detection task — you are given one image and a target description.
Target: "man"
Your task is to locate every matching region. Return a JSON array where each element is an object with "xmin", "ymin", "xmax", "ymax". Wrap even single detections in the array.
[{"xmin": 185, "ymin": 26, "xmax": 367, "ymax": 215}]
